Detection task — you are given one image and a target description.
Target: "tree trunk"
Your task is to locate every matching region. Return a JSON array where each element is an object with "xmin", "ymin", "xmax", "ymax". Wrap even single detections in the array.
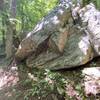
[
  {"xmin": 5, "ymin": 22, "xmax": 13, "ymax": 59},
  {"xmin": 0, "ymin": 0, "xmax": 6, "ymax": 53},
  {"xmin": 5, "ymin": 0, "xmax": 17, "ymax": 58}
]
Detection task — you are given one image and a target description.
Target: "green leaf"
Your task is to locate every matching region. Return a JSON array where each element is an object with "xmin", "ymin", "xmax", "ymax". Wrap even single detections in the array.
[{"xmin": 57, "ymin": 86, "xmax": 64, "ymax": 95}]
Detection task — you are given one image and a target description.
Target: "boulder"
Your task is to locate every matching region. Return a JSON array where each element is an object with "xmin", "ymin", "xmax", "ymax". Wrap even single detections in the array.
[
  {"xmin": 15, "ymin": 2, "xmax": 71, "ymax": 61},
  {"xmin": 26, "ymin": 26, "xmax": 94, "ymax": 70},
  {"xmin": 78, "ymin": 3, "xmax": 100, "ymax": 55},
  {"xmin": 16, "ymin": 3, "xmax": 100, "ymax": 70}
]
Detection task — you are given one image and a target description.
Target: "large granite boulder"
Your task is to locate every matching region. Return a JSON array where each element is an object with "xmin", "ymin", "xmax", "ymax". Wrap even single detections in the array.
[
  {"xmin": 15, "ymin": 3, "xmax": 100, "ymax": 70},
  {"xmin": 26, "ymin": 25, "xmax": 94, "ymax": 70}
]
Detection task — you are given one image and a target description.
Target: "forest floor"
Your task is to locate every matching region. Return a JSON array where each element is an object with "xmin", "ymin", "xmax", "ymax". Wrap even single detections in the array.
[
  {"xmin": 0, "ymin": 58, "xmax": 29, "ymax": 100},
  {"xmin": 0, "ymin": 57, "xmax": 100, "ymax": 100}
]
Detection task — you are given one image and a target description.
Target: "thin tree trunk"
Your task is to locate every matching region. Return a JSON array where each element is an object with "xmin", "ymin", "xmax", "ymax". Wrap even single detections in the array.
[
  {"xmin": 5, "ymin": 21, "xmax": 13, "ymax": 58},
  {"xmin": 5, "ymin": 0, "xmax": 17, "ymax": 58},
  {"xmin": 0, "ymin": 0, "xmax": 5, "ymax": 52}
]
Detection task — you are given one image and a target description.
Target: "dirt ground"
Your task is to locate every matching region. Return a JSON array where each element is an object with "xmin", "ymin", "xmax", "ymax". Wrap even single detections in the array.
[{"xmin": 0, "ymin": 58, "xmax": 28, "ymax": 100}]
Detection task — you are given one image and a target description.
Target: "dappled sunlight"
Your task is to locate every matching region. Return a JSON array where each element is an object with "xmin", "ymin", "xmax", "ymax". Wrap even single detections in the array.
[
  {"xmin": 19, "ymin": 44, "xmax": 22, "ymax": 50},
  {"xmin": 51, "ymin": 16, "xmax": 60, "ymax": 25},
  {"xmin": 58, "ymin": 9, "xmax": 64, "ymax": 14},
  {"xmin": 31, "ymin": 21, "xmax": 44, "ymax": 35},
  {"xmin": 78, "ymin": 35, "xmax": 90, "ymax": 55},
  {"xmin": 79, "ymin": 3, "xmax": 96, "ymax": 22},
  {"xmin": 65, "ymin": 84, "xmax": 81, "ymax": 99},
  {"xmin": 0, "ymin": 67, "xmax": 19, "ymax": 90},
  {"xmin": 79, "ymin": 3, "xmax": 100, "ymax": 55},
  {"xmin": 28, "ymin": 73, "xmax": 37, "ymax": 81},
  {"xmin": 26, "ymin": 32, "xmax": 32, "ymax": 38},
  {"xmin": 83, "ymin": 67, "xmax": 100, "ymax": 79}
]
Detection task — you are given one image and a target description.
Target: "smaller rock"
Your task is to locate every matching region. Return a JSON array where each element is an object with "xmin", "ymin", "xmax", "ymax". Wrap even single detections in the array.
[{"xmin": 82, "ymin": 67, "xmax": 100, "ymax": 95}]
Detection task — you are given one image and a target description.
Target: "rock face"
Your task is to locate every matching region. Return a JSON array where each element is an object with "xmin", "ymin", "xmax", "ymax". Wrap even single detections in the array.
[
  {"xmin": 15, "ymin": 2, "xmax": 71, "ymax": 61},
  {"xmin": 26, "ymin": 26, "xmax": 94, "ymax": 70},
  {"xmin": 15, "ymin": 3, "xmax": 100, "ymax": 70},
  {"xmin": 79, "ymin": 3, "xmax": 100, "ymax": 55}
]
